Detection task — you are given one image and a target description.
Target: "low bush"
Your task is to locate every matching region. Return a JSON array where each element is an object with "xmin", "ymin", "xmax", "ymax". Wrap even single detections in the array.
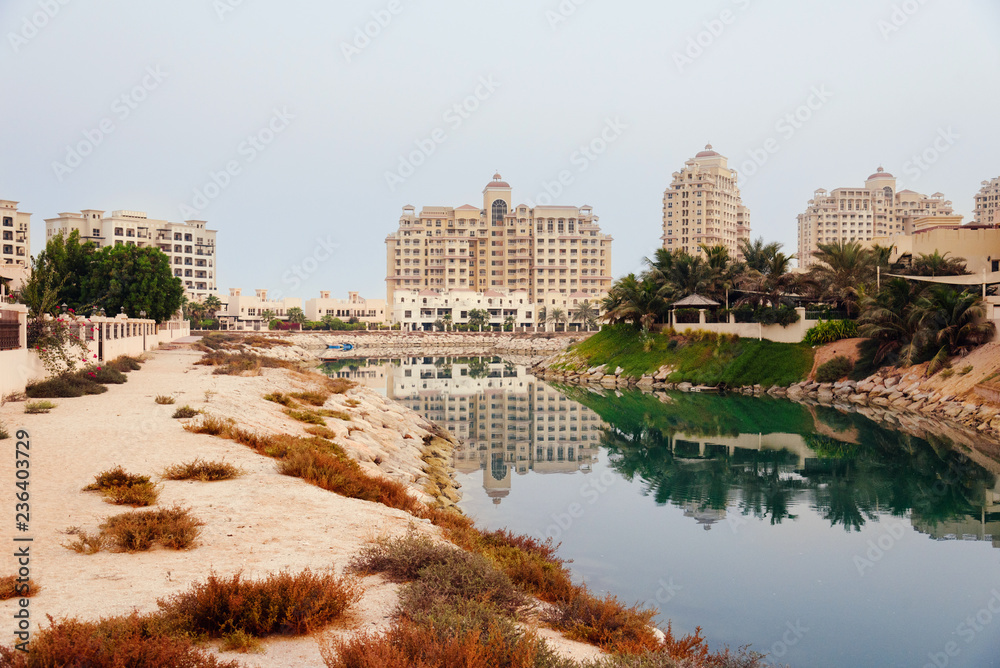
[
  {"xmin": 107, "ymin": 355, "xmax": 143, "ymax": 372},
  {"xmin": 155, "ymin": 395, "xmax": 176, "ymax": 405},
  {"xmin": 196, "ymin": 350, "xmax": 299, "ymax": 375},
  {"xmin": 815, "ymin": 356, "xmax": 854, "ymax": 383},
  {"xmin": 0, "ymin": 615, "xmax": 242, "ymax": 668},
  {"xmin": 24, "ymin": 400, "xmax": 56, "ymax": 414},
  {"xmin": 264, "ymin": 391, "xmax": 295, "ymax": 406},
  {"xmin": 91, "ymin": 366, "xmax": 128, "ymax": 384},
  {"xmin": 285, "ymin": 409, "xmax": 327, "ymax": 425},
  {"xmin": 83, "ymin": 466, "xmax": 159, "ymax": 507},
  {"xmin": 63, "ymin": 528, "xmax": 107, "ymax": 554},
  {"xmin": 959, "ymin": 365, "xmax": 974, "ymax": 375},
  {"xmin": 158, "ymin": 569, "xmax": 361, "ymax": 638},
  {"xmin": 803, "ymin": 319, "xmax": 859, "ymax": 346},
  {"xmin": 545, "ymin": 590, "xmax": 660, "ymax": 655},
  {"xmin": 220, "ymin": 629, "xmax": 264, "ymax": 654},
  {"xmin": 100, "ymin": 506, "xmax": 203, "ymax": 552},
  {"xmin": 350, "ymin": 532, "xmax": 473, "ymax": 581},
  {"xmin": 172, "ymin": 405, "xmax": 199, "ymax": 419},
  {"xmin": 0, "ymin": 576, "xmax": 39, "ymax": 600},
  {"xmin": 25, "ymin": 373, "xmax": 107, "ymax": 398},
  {"xmin": 186, "ymin": 415, "xmax": 233, "ymax": 435},
  {"xmin": 291, "ymin": 390, "xmax": 330, "ymax": 406},
  {"xmin": 162, "ymin": 459, "xmax": 243, "ymax": 482},
  {"xmin": 324, "ymin": 377, "xmax": 354, "ymax": 395},
  {"xmin": 305, "ymin": 425, "xmax": 337, "ymax": 439},
  {"xmin": 399, "ymin": 551, "xmax": 526, "ymax": 617}
]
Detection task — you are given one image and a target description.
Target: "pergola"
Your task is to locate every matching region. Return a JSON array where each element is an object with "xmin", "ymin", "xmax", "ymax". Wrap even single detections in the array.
[{"xmin": 670, "ymin": 294, "xmax": 721, "ymax": 326}]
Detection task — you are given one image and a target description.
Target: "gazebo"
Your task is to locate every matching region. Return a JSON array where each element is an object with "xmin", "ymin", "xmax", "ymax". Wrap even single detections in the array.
[{"xmin": 670, "ymin": 294, "xmax": 720, "ymax": 326}]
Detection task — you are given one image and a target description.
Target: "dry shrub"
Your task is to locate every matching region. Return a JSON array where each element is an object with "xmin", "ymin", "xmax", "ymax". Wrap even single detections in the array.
[
  {"xmin": 63, "ymin": 528, "xmax": 107, "ymax": 554},
  {"xmin": 172, "ymin": 405, "xmax": 200, "ymax": 419},
  {"xmin": 220, "ymin": 629, "xmax": 264, "ymax": 654},
  {"xmin": 25, "ymin": 373, "xmax": 107, "ymax": 398},
  {"xmin": 196, "ymin": 350, "xmax": 298, "ymax": 375},
  {"xmin": 92, "ymin": 366, "xmax": 128, "ymax": 384},
  {"xmin": 24, "ymin": 400, "xmax": 56, "ymax": 414},
  {"xmin": 278, "ymin": 446, "xmax": 420, "ymax": 513},
  {"xmin": 158, "ymin": 569, "xmax": 361, "ymax": 638},
  {"xmin": 323, "ymin": 377, "xmax": 354, "ymax": 395},
  {"xmin": 545, "ymin": 590, "xmax": 661, "ymax": 655},
  {"xmin": 185, "ymin": 415, "xmax": 234, "ymax": 436},
  {"xmin": 264, "ymin": 391, "xmax": 295, "ymax": 406},
  {"xmin": 0, "ymin": 576, "xmax": 39, "ymax": 600},
  {"xmin": 0, "ymin": 614, "xmax": 241, "ymax": 668},
  {"xmin": 198, "ymin": 332, "xmax": 292, "ymax": 351},
  {"xmin": 155, "ymin": 395, "xmax": 176, "ymax": 405},
  {"xmin": 399, "ymin": 553, "xmax": 526, "ymax": 617},
  {"xmin": 83, "ymin": 466, "xmax": 159, "ymax": 507},
  {"xmin": 162, "ymin": 458, "xmax": 243, "ymax": 482},
  {"xmin": 344, "ymin": 399, "xmax": 361, "ymax": 408},
  {"xmin": 107, "ymin": 355, "xmax": 143, "ymax": 372},
  {"xmin": 350, "ymin": 532, "xmax": 471, "ymax": 581},
  {"xmin": 100, "ymin": 506, "xmax": 203, "ymax": 552},
  {"xmin": 305, "ymin": 425, "xmax": 337, "ymax": 439},
  {"xmin": 285, "ymin": 408, "xmax": 327, "ymax": 425},
  {"xmin": 291, "ymin": 390, "xmax": 330, "ymax": 406}
]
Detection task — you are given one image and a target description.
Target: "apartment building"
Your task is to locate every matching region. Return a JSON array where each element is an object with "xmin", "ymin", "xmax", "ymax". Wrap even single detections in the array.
[
  {"xmin": 796, "ymin": 168, "xmax": 957, "ymax": 269},
  {"xmin": 384, "ymin": 357, "xmax": 602, "ymax": 499},
  {"xmin": 45, "ymin": 209, "xmax": 218, "ymax": 301},
  {"xmin": 385, "ymin": 174, "xmax": 613, "ymax": 309},
  {"xmin": 1, "ymin": 200, "xmax": 31, "ymax": 271},
  {"xmin": 391, "ymin": 288, "xmax": 534, "ymax": 330},
  {"xmin": 217, "ymin": 288, "xmax": 301, "ymax": 331},
  {"xmin": 304, "ymin": 291, "xmax": 387, "ymax": 324},
  {"xmin": 975, "ymin": 177, "xmax": 1000, "ymax": 227},
  {"xmin": 662, "ymin": 145, "xmax": 751, "ymax": 259}
]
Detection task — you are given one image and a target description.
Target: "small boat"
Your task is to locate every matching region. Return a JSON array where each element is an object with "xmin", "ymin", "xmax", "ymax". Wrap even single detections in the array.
[{"xmin": 326, "ymin": 343, "xmax": 355, "ymax": 351}]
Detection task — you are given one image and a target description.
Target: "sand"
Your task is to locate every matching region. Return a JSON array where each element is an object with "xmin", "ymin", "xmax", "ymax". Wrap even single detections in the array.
[{"xmin": 0, "ymin": 344, "xmax": 602, "ymax": 665}]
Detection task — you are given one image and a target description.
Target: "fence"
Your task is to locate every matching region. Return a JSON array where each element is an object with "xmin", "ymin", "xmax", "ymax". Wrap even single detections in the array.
[
  {"xmin": 0, "ymin": 309, "xmax": 20, "ymax": 351},
  {"xmin": 660, "ymin": 307, "xmax": 818, "ymax": 344}
]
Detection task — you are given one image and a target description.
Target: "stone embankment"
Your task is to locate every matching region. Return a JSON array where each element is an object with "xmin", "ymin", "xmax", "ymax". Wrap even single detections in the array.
[{"xmin": 296, "ymin": 331, "xmax": 587, "ymax": 359}]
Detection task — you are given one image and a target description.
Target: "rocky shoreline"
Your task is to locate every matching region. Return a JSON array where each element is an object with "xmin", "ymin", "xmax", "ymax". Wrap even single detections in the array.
[
  {"xmin": 529, "ymin": 352, "xmax": 1000, "ymax": 449},
  {"xmin": 291, "ymin": 331, "xmax": 586, "ymax": 359}
]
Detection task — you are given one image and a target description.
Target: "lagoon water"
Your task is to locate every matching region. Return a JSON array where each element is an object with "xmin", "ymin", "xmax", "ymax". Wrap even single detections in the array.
[{"xmin": 323, "ymin": 357, "xmax": 1000, "ymax": 668}]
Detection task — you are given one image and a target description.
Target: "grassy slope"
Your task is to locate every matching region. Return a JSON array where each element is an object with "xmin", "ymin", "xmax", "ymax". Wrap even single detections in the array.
[{"xmin": 556, "ymin": 325, "xmax": 815, "ymax": 387}]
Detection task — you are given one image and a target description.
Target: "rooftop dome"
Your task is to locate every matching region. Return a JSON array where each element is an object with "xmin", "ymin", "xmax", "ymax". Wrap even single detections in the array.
[
  {"xmin": 486, "ymin": 172, "xmax": 510, "ymax": 188},
  {"xmin": 695, "ymin": 143, "xmax": 721, "ymax": 158},
  {"xmin": 868, "ymin": 166, "xmax": 894, "ymax": 180}
]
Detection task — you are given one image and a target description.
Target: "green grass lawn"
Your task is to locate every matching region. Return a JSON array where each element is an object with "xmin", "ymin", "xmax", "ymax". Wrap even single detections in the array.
[{"xmin": 560, "ymin": 325, "xmax": 815, "ymax": 387}]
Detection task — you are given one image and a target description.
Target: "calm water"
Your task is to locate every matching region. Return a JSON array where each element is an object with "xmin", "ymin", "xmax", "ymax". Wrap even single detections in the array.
[{"xmin": 322, "ymin": 357, "xmax": 1000, "ymax": 668}]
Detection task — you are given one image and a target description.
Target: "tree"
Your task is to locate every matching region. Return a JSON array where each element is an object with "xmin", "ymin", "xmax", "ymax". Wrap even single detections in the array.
[
  {"xmin": 738, "ymin": 237, "xmax": 784, "ymax": 274},
  {"xmin": 914, "ymin": 286, "xmax": 996, "ymax": 362},
  {"xmin": 908, "ymin": 251, "xmax": 969, "ymax": 278},
  {"xmin": 572, "ymin": 300, "xmax": 599, "ymax": 331},
  {"xmin": 467, "ymin": 309, "xmax": 488, "ymax": 330},
  {"xmin": 548, "ymin": 308, "xmax": 566, "ymax": 332},
  {"xmin": 286, "ymin": 307, "xmax": 306, "ymax": 324},
  {"xmin": 260, "ymin": 309, "xmax": 276, "ymax": 329},
  {"xmin": 84, "ymin": 245, "xmax": 183, "ymax": 322},
  {"xmin": 858, "ymin": 278, "xmax": 926, "ymax": 366},
  {"xmin": 809, "ymin": 241, "xmax": 876, "ymax": 317},
  {"xmin": 203, "ymin": 294, "xmax": 222, "ymax": 320},
  {"xmin": 602, "ymin": 273, "xmax": 666, "ymax": 328},
  {"xmin": 19, "ymin": 231, "xmax": 96, "ymax": 316}
]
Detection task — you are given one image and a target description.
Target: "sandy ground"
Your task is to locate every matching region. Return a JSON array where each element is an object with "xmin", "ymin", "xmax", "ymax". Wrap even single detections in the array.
[
  {"xmin": 0, "ymin": 345, "xmax": 602, "ymax": 665},
  {"xmin": 808, "ymin": 338, "xmax": 865, "ymax": 380}
]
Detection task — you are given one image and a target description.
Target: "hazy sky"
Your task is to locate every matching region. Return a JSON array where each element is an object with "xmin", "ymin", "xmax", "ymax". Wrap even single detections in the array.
[{"xmin": 3, "ymin": 0, "xmax": 999, "ymax": 301}]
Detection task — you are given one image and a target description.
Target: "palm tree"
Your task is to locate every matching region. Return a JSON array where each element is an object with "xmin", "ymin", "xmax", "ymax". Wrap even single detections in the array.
[
  {"xmin": 536, "ymin": 306, "xmax": 547, "ymax": 332},
  {"xmin": 858, "ymin": 278, "xmax": 926, "ymax": 365},
  {"xmin": 909, "ymin": 251, "xmax": 969, "ymax": 277},
  {"xmin": 809, "ymin": 241, "xmax": 876, "ymax": 316},
  {"xmin": 572, "ymin": 300, "xmax": 599, "ymax": 331},
  {"xmin": 202, "ymin": 294, "xmax": 222, "ymax": 321},
  {"xmin": 260, "ymin": 309, "xmax": 276, "ymax": 328},
  {"xmin": 914, "ymin": 287, "xmax": 996, "ymax": 360},
  {"xmin": 548, "ymin": 308, "xmax": 566, "ymax": 332},
  {"xmin": 602, "ymin": 274, "xmax": 665, "ymax": 328},
  {"xmin": 738, "ymin": 237, "xmax": 783, "ymax": 274},
  {"xmin": 285, "ymin": 306, "xmax": 306, "ymax": 324}
]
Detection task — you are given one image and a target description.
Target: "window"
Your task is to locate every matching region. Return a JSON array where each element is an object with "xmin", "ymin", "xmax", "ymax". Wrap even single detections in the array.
[
  {"xmin": 1, "ymin": 217, "xmax": 11, "ymax": 227},
  {"xmin": 491, "ymin": 200, "xmax": 507, "ymax": 226},
  {"xmin": 115, "ymin": 227, "xmax": 124, "ymax": 236}
]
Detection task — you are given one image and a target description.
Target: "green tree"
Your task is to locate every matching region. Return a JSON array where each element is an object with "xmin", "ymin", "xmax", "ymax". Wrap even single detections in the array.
[
  {"xmin": 858, "ymin": 278, "xmax": 926, "ymax": 366},
  {"xmin": 19, "ymin": 231, "xmax": 97, "ymax": 316},
  {"xmin": 908, "ymin": 251, "xmax": 969, "ymax": 278},
  {"xmin": 572, "ymin": 299, "xmax": 599, "ymax": 331},
  {"xmin": 914, "ymin": 286, "xmax": 996, "ymax": 362},
  {"xmin": 286, "ymin": 307, "xmax": 306, "ymax": 324},
  {"xmin": 467, "ymin": 308, "xmax": 488, "ymax": 330},
  {"xmin": 809, "ymin": 241, "xmax": 876, "ymax": 317},
  {"xmin": 548, "ymin": 307, "xmax": 566, "ymax": 332},
  {"xmin": 738, "ymin": 237, "xmax": 784, "ymax": 274},
  {"xmin": 84, "ymin": 245, "xmax": 183, "ymax": 322},
  {"xmin": 202, "ymin": 294, "xmax": 222, "ymax": 320}
]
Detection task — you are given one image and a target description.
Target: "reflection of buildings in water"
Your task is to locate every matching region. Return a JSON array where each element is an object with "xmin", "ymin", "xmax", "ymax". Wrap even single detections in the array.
[
  {"xmin": 322, "ymin": 361, "xmax": 388, "ymax": 391},
  {"xmin": 671, "ymin": 431, "xmax": 816, "ymax": 469},
  {"xmin": 385, "ymin": 357, "xmax": 603, "ymax": 501},
  {"xmin": 911, "ymin": 480, "xmax": 1000, "ymax": 549},
  {"xmin": 683, "ymin": 503, "xmax": 726, "ymax": 530}
]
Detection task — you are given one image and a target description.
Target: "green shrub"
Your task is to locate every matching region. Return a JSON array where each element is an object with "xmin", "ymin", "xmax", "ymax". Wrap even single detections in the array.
[
  {"xmin": 24, "ymin": 400, "xmax": 56, "ymax": 414},
  {"xmin": 162, "ymin": 459, "xmax": 243, "ymax": 482},
  {"xmin": 83, "ymin": 466, "xmax": 159, "ymax": 507},
  {"xmin": 816, "ymin": 355, "xmax": 854, "ymax": 383},
  {"xmin": 803, "ymin": 319, "xmax": 860, "ymax": 346},
  {"xmin": 172, "ymin": 405, "xmax": 199, "ymax": 419},
  {"xmin": 25, "ymin": 373, "xmax": 107, "ymax": 398}
]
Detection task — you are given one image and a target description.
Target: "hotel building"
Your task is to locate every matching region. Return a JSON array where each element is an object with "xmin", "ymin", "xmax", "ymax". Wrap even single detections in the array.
[
  {"xmin": 796, "ymin": 168, "xmax": 958, "ymax": 269},
  {"xmin": 662, "ymin": 145, "xmax": 751, "ymax": 259},
  {"xmin": 975, "ymin": 177, "xmax": 1000, "ymax": 227},
  {"xmin": 384, "ymin": 174, "xmax": 614, "ymax": 309},
  {"xmin": 45, "ymin": 209, "xmax": 218, "ymax": 301},
  {"xmin": 304, "ymin": 291, "xmax": 387, "ymax": 324},
  {"xmin": 1, "ymin": 200, "xmax": 30, "ymax": 271}
]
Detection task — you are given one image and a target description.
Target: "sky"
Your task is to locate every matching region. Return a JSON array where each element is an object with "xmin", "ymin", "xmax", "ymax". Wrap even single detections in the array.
[{"xmin": 3, "ymin": 0, "xmax": 999, "ymax": 302}]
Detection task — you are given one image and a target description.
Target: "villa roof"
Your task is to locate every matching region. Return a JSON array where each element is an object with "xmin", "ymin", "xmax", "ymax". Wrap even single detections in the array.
[
  {"xmin": 483, "ymin": 290, "xmax": 506, "ymax": 297},
  {"xmin": 418, "ymin": 290, "xmax": 440, "ymax": 297},
  {"xmin": 672, "ymin": 294, "xmax": 720, "ymax": 307},
  {"xmin": 456, "ymin": 205, "xmax": 479, "ymax": 210},
  {"xmin": 568, "ymin": 291, "xmax": 591, "ymax": 299}
]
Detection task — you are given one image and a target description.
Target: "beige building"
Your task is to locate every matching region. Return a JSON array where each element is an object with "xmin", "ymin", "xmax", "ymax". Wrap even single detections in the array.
[
  {"xmin": 385, "ymin": 174, "xmax": 613, "ymax": 309},
  {"xmin": 868, "ymin": 224, "xmax": 1000, "ymax": 276},
  {"xmin": 218, "ymin": 288, "xmax": 302, "ymax": 331},
  {"xmin": 45, "ymin": 209, "xmax": 218, "ymax": 301},
  {"xmin": 974, "ymin": 177, "xmax": 1000, "ymax": 227},
  {"xmin": 1, "ymin": 200, "xmax": 31, "ymax": 272},
  {"xmin": 662, "ymin": 145, "xmax": 751, "ymax": 259},
  {"xmin": 797, "ymin": 168, "xmax": 957, "ymax": 269},
  {"xmin": 304, "ymin": 291, "xmax": 387, "ymax": 324},
  {"xmin": 391, "ymin": 288, "xmax": 534, "ymax": 331}
]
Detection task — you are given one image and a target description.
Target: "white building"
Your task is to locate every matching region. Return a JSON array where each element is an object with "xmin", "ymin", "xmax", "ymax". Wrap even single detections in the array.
[
  {"xmin": 391, "ymin": 288, "xmax": 535, "ymax": 331},
  {"xmin": 1, "ymin": 200, "xmax": 31, "ymax": 275},
  {"xmin": 218, "ymin": 289, "xmax": 302, "ymax": 331},
  {"xmin": 974, "ymin": 177, "xmax": 1000, "ymax": 227},
  {"xmin": 304, "ymin": 291, "xmax": 387, "ymax": 324},
  {"xmin": 44, "ymin": 209, "xmax": 219, "ymax": 301}
]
